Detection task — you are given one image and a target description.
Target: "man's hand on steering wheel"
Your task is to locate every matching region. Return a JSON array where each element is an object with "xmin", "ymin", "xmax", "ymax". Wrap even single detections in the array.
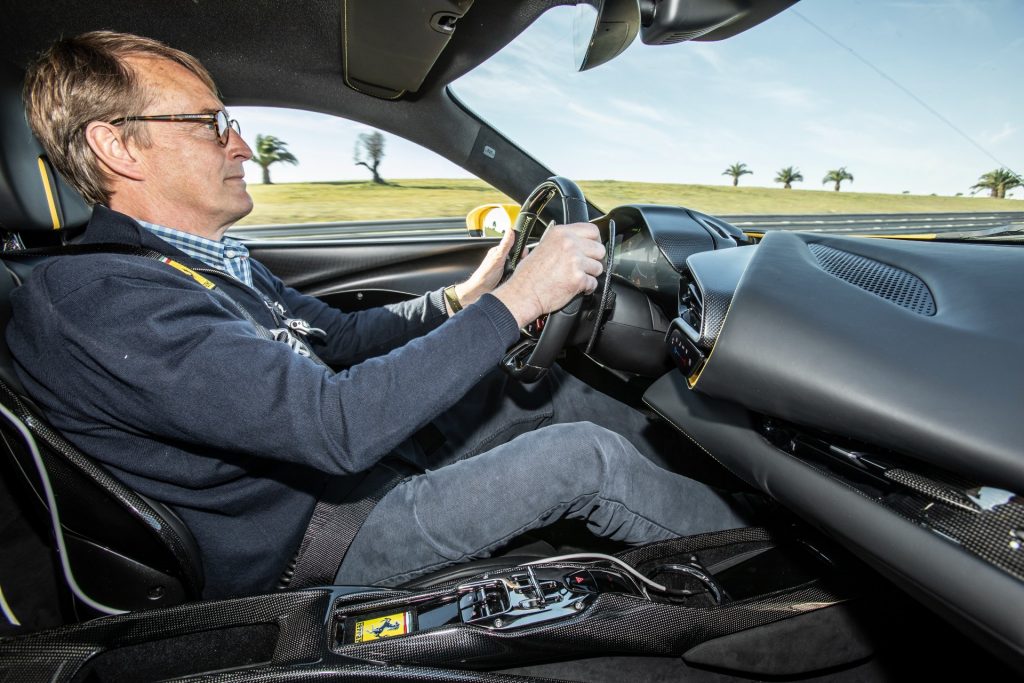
[
  {"xmin": 492, "ymin": 222, "xmax": 606, "ymax": 328},
  {"xmin": 447, "ymin": 227, "xmax": 517, "ymax": 314}
]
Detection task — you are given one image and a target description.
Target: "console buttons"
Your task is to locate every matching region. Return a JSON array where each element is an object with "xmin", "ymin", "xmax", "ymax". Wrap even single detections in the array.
[
  {"xmin": 565, "ymin": 568, "xmax": 644, "ymax": 596},
  {"xmin": 667, "ymin": 322, "xmax": 706, "ymax": 378},
  {"xmin": 565, "ymin": 570, "xmax": 598, "ymax": 593}
]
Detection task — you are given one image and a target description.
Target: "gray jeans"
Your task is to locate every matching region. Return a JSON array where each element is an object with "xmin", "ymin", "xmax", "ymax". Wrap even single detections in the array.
[{"xmin": 335, "ymin": 367, "xmax": 751, "ymax": 586}]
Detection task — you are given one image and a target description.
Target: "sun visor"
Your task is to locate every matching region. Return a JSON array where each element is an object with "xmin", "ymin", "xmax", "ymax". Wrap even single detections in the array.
[{"xmin": 343, "ymin": 0, "xmax": 474, "ymax": 99}]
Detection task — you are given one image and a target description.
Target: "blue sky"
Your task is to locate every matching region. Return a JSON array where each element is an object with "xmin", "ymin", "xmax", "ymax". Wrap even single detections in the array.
[{"xmin": 239, "ymin": 0, "xmax": 1022, "ymax": 197}]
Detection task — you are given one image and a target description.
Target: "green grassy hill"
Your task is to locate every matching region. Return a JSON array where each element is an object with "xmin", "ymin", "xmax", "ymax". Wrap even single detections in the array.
[{"xmin": 237, "ymin": 178, "xmax": 1022, "ymax": 226}]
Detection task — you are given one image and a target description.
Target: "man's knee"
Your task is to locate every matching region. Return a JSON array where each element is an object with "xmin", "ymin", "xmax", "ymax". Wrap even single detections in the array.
[{"xmin": 518, "ymin": 421, "xmax": 641, "ymax": 490}]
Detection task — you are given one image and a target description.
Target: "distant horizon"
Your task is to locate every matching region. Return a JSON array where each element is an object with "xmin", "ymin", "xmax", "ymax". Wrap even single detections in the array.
[
  {"xmin": 233, "ymin": 175, "xmax": 1023, "ymax": 228},
  {"xmin": 243, "ymin": 176, "xmax": 1021, "ymax": 200}
]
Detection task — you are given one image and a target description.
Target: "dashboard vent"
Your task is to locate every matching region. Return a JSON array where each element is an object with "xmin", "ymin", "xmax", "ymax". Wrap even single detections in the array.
[
  {"xmin": 808, "ymin": 244, "xmax": 936, "ymax": 316},
  {"xmin": 681, "ymin": 281, "xmax": 704, "ymax": 333}
]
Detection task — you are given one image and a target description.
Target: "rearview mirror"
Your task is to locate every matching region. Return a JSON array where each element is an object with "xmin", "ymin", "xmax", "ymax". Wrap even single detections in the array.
[
  {"xmin": 466, "ymin": 203, "xmax": 521, "ymax": 237},
  {"xmin": 573, "ymin": 0, "xmax": 641, "ymax": 72},
  {"xmin": 638, "ymin": 1, "xmax": 797, "ymax": 46}
]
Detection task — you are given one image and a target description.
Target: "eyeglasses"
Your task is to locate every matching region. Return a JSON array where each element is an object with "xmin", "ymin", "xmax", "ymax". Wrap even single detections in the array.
[{"xmin": 109, "ymin": 110, "xmax": 241, "ymax": 146}]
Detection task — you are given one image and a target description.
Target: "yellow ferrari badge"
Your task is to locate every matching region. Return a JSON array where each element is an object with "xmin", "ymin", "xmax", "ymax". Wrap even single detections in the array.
[
  {"xmin": 353, "ymin": 611, "xmax": 412, "ymax": 643},
  {"xmin": 160, "ymin": 257, "xmax": 216, "ymax": 290}
]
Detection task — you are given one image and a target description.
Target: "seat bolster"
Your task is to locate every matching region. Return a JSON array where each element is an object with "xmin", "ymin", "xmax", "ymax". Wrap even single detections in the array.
[
  {"xmin": 0, "ymin": 67, "xmax": 90, "ymax": 233},
  {"xmin": 0, "ymin": 262, "xmax": 26, "ymax": 393}
]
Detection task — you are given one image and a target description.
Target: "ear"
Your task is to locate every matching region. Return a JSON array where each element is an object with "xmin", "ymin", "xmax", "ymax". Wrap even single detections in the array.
[{"xmin": 84, "ymin": 121, "xmax": 146, "ymax": 181}]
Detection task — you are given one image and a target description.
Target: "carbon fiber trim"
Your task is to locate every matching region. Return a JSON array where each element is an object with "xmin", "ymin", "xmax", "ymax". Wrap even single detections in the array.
[
  {"xmin": 686, "ymin": 273, "xmax": 731, "ymax": 349},
  {"xmin": 885, "ymin": 468, "xmax": 980, "ymax": 512},
  {"xmin": 332, "ymin": 529, "xmax": 849, "ymax": 668},
  {"xmin": 334, "ymin": 585, "xmax": 847, "ymax": 669},
  {"xmin": 808, "ymin": 243, "xmax": 936, "ymax": 315},
  {"xmin": 0, "ymin": 590, "xmax": 332, "ymax": 682},
  {"xmin": 862, "ymin": 464, "xmax": 1024, "ymax": 582},
  {"xmin": 0, "ymin": 528, "xmax": 857, "ymax": 681},
  {"xmin": 924, "ymin": 500, "xmax": 1024, "ymax": 571},
  {"xmin": 166, "ymin": 664, "xmax": 574, "ymax": 683},
  {"xmin": 652, "ymin": 231, "xmax": 718, "ymax": 273},
  {"xmin": 682, "ymin": 247, "xmax": 755, "ymax": 349},
  {"xmin": 884, "ymin": 486, "xmax": 1024, "ymax": 582},
  {"xmin": 769, "ymin": 425, "xmax": 1024, "ymax": 583},
  {"xmin": 617, "ymin": 526, "xmax": 776, "ymax": 564},
  {"xmin": 0, "ymin": 377, "xmax": 203, "ymax": 602},
  {"xmin": 803, "ymin": 451, "xmax": 1024, "ymax": 592}
]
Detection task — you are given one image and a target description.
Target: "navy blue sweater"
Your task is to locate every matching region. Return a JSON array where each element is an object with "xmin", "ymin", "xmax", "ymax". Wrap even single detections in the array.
[{"xmin": 6, "ymin": 206, "xmax": 520, "ymax": 597}]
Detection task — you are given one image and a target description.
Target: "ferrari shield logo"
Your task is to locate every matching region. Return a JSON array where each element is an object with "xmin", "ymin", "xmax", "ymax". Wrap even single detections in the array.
[{"xmin": 353, "ymin": 611, "xmax": 411, "ymax": 643}]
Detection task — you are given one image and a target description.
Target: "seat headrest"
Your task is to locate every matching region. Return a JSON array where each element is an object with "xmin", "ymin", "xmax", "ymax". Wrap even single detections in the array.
[{"xmin": 0, "ymin": 68, "xmax": 91, "ymax": 233}]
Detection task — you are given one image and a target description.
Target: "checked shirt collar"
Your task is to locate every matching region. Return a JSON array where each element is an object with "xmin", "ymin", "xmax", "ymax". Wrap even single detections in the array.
[{"xmin": 137, "ymin": 220, "xmax": 254, "ymax": 288}]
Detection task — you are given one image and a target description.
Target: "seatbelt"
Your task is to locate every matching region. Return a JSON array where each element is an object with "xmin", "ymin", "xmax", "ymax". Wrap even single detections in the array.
[{"xmin": 279, "ymin": 458, "xmax": 413, "ymax": 590}]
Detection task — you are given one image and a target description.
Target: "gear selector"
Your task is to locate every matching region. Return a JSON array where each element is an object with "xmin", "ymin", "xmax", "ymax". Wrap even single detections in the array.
[{"xmin": 457, "ymin": 563, "xmax": 645, "ymax": 630}]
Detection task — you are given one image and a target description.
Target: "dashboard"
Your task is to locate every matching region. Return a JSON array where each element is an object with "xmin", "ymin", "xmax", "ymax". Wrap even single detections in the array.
[{"xmin": 600, "ymin": 203, "xmax": 1024, "ymax": 666}]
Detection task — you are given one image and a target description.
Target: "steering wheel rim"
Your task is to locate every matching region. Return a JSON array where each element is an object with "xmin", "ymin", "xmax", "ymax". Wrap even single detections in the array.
[{"xmin": 500, "ymin": 176, "xmax": 591, "ymax": 383}]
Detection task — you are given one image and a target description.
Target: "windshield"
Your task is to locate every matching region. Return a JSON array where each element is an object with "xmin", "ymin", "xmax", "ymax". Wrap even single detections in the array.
[{"xmin": 452, "ymin": 0, "xmax": 1023, "ymax": 231}]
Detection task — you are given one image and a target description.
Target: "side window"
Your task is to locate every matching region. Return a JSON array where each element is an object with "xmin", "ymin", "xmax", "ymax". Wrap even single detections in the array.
[{"xmin": 230, "ymin": 107, "xmax": 514, "ymax": 238}]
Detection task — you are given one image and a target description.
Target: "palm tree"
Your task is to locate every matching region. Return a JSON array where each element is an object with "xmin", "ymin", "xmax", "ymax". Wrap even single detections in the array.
[
  {"xmin": 823, "ymin": 167, "xmax": 854, "ymax": 192},
  {"xmin": 250, "ymin": 134, "xmax": 298, "ymax": 185},
  {"xmin": 970, "ymin": 168, "xmax": 1022, "ymax": 199},
  {"xmin": 722, "ymin": 162, "xmax": 753, "ymax": 187},
  {"xmin": 774, "ymin": 166, "xmax": 803, "ymax": 190}
]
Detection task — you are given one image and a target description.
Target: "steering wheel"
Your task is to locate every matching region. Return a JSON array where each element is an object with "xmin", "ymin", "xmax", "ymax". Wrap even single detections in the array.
[{"xmin": 500, "ymin": 177, "xmax": 591, "ymax": 383}]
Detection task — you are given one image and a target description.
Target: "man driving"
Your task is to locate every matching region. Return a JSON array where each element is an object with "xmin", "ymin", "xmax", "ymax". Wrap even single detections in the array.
[{"xmin": 9, "ymin": 31, "xmax": 752, "ymax": 598}]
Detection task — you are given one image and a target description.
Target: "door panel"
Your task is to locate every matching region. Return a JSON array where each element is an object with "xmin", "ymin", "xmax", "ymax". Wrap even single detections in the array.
[{"xmin": 246, "ymin": 238, "xmax": 497, "ymax": 309}]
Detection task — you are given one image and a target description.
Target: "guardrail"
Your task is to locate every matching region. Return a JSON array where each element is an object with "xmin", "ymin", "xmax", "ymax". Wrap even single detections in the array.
[
  {"xmin": 229, "ymin": 211, "xmax": 1024, "ymax": 240},
  {"xmin": 720, "ymin": 212, "xmax": 1024, "ymax": 235}
]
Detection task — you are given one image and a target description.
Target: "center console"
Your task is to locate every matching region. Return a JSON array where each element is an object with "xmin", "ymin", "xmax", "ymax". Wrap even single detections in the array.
[{"xmin": 0, "ymin": 527, "xmax": 880, "ymax": 682}]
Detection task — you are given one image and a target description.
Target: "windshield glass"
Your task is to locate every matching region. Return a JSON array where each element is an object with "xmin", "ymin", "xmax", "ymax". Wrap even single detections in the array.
[{"xmin": 452, "ymin": 0, "xmax": 1023, "ymax": 230}]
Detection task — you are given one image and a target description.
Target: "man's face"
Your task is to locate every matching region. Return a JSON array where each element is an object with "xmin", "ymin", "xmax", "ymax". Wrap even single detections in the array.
[{"xmin": 124, "ymin": 56, "xmax": 253, "ymax": 236}]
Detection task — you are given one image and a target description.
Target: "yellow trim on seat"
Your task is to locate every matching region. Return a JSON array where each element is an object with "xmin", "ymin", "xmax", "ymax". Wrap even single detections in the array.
[{"xmin": 36, "ymin": 158, "xmax": 61, "ymax": 229}]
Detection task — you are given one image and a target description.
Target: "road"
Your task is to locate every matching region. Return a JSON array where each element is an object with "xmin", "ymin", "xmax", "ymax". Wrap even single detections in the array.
[{"xmin": 721, "ymin": 212, "xmax": 1024, "ymax": 236}]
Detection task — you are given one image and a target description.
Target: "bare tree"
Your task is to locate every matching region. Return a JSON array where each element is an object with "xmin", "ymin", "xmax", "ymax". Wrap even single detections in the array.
[{"xmin": 354, "ymin": 131, "xmax": 387, "ymax": 184}]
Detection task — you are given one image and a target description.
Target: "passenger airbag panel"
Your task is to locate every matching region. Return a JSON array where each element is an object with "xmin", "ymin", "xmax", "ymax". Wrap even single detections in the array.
[{"xmin": 691, "ymin": 231, "xmax": 1024, "ymax": 491}]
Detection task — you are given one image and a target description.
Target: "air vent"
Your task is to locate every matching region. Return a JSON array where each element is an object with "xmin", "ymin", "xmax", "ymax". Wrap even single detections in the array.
[
  {"xmin": 681, "ymin": 281, "xmax": 704, "ymax": 335},
  {"xmin": 808, "ymin": 244, "xmax": 936, "ymax": 316}
]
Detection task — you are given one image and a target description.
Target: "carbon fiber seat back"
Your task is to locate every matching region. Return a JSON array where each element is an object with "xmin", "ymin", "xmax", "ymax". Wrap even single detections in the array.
[
  {"xmin": 0, "ymin": 64, "xmax": 205, "ymax": 615},
  {"xmin": 0, "ymin": 263, "xmax": 205, "ymax": 613}
]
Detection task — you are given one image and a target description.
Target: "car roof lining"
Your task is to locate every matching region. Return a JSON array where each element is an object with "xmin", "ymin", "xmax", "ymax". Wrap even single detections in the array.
[
  {"xmin": 0, "ymin": 0, "xmax": 793, "ymax": 206},
  {"xmin": 0, "ymin": 1, "xmax": 566, "ymax": 98}
]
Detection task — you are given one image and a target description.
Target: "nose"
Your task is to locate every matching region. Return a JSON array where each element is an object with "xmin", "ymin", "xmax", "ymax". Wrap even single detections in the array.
[{"xmin": 226, "ymin": 128, "xmax": 252, "ymax": 161}]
